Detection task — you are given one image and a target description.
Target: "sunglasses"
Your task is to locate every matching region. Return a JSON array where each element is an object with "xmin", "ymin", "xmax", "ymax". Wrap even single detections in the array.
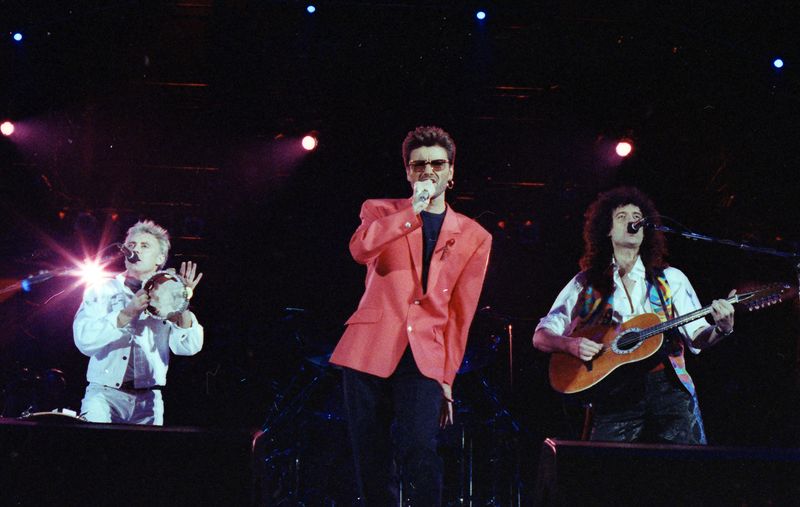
[{"xmin": 407, "ymin": 159, "xmax": 450, "ymax": 172}]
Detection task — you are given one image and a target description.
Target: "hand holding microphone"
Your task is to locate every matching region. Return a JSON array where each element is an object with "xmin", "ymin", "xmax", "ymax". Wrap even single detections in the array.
[{"xmin": 412, "ymin": 180, "xmax": 435, "ymax": 214}]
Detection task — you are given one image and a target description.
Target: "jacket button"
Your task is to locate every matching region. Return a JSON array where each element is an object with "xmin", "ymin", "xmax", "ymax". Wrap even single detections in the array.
[
  {"xmin": 122, "ymin": 356, "xmax": 127, "ymax": 360},
  {"xmin": 404, "ymin": 222, "xmax": 412, "ymax": 229},
  {"xmin": 115, "ymin": 382, "xmax": 120, "ymax": 387},
  {"xmin": 413, "ymin": 300, "xmax": 420, "ymax": 305},
  {"xmin": 407, "ymin": 325, "xmax": 413, "ymax": 332}
]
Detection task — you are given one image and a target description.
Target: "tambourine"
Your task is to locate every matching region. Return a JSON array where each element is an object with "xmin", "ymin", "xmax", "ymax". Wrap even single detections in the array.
[{"xmin": 142, "ymin": 270, "xmax": 193, "ymax": 319}]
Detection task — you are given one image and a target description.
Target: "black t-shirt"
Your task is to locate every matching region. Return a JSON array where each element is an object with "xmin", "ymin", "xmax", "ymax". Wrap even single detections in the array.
[{"xmin": 420, "ymin": 209, "xmax": 446, "ymax": 292}]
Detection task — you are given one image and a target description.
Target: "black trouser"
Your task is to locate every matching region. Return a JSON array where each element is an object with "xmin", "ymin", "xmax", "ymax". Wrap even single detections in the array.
[
  {"xmin": 590, "ymin": 369, "xmax": 706, "ymax": 445},
  {"xmin": 342, "ymin": 347, "xmax": 443, "ymax": 506}
]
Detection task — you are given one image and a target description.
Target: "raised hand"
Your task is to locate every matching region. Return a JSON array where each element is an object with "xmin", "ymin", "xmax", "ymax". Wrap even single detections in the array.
[{"xmin": 179, "ymin": 261, "xmax": 203, "ymax": 291}]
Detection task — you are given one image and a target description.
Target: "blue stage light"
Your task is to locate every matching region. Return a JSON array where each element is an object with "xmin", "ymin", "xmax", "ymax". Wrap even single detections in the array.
[
  {"xmin": 13, "ymin": 32, "xmax": 23, "ymax": 42},
  {"xmin": 307, "ymin": 5, "xmax": 316, "ymax": 14},
  {"xmin": 773, "ymin": 58, "xmax": 784, "ymax": 69},
  {"xmin": 21, "ymin": 279, "xmax": 31, "ymax": 292},
  {"xmin": 476, "ymin": 11, "xmax": 487, "ymax": 20}
]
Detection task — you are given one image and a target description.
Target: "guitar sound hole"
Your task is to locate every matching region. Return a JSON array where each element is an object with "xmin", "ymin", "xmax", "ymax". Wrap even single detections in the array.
[{"xmin": 612, "ymin": 329, "xmax": 643, "ymax": 354}]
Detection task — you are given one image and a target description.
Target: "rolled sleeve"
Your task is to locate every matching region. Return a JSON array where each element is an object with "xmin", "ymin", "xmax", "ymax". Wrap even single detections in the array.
[
  {"xmin": 535, "ymin": 274, "xmax": 585, "ymax": 337},
  {"xmin": 167, "ymin": 312, "xmax": 204, "ymax": 356}
]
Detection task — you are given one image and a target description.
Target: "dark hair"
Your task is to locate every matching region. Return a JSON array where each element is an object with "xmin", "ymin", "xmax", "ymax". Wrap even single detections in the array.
[
  {"xmin": 579, "ymin": 186, "xmax": 668, "ymax": 293},
  {"xmin": 401, "ymin": 126, "xmax": 456, "ymax": 166}
]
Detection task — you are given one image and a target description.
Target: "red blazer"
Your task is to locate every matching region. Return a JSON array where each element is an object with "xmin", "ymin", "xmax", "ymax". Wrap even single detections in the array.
[{"xmin": 330, "ymin": 198, "xmax": 492, "ymax": 385}]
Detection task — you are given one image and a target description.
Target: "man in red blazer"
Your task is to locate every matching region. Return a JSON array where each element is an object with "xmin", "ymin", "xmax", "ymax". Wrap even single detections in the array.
[{"xmin": 330, "ymin": 126, "xmax": 492, "ymax": 505}]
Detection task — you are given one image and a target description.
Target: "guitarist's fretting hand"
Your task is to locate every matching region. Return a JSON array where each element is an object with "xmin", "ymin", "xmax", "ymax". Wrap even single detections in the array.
[
  {"xmin": 569, "ymin": 337, "xmax": 603, "ymax": 361},
  {"xmin": 710, "ymin": 289, "xmax": 736, "ymax": 335}
]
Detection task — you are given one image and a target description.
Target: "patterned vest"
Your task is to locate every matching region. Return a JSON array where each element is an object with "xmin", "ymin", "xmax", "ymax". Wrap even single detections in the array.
[{"xmin": 576, "ymin": 272, "xmax": 697, "ymax": 396}]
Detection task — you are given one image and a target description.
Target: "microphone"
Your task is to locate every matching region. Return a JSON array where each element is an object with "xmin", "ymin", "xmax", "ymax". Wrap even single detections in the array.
[
  {"xmin": 414, "ymin": 180, "xmax": 434, "ymax": 204},
  {"xmin": 627, "ymin": 217, "xmax": 650, "ymax": 233},
  {"xmin": 117, "ymin": 244, "xmax": 140, "ymax": 263}
]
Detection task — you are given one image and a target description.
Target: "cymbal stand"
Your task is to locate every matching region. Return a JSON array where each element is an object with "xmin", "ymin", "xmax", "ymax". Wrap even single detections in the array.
[
  {"xmin": 453, "ymin": 420, "xmax": 474, "ymax": 507},
  {"xmin": 254, "ymin": 362, "xmax": 327, "ymax": 505},
  {"xmin": 479, "ymin": 374, "xmax": 524, "ymax": 507}
]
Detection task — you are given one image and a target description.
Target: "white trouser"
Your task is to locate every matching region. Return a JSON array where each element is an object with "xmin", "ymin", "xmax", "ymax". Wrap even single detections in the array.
[{"xmin": 80, "ymin": 382, "xmax": 164, "ymax": 425}]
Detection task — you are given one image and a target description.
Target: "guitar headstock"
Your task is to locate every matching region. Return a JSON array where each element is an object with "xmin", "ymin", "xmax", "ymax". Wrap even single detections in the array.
[{"xmin": 735, "ymin": 283, "xmax": 797, "ymax": 312}]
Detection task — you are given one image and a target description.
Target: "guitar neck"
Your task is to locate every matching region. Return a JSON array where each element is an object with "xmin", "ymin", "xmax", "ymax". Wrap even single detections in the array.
[{"xmin": 638, "ymin": 295, "xmax": 736, "ymax": 339}]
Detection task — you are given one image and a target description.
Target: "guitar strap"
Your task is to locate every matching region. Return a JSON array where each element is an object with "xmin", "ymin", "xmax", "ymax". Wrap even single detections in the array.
[
  {"xmin": 646, "ymin": 271, "xmax": 698, "ymax": 396},
  {"xmin": 649, "ymin": 271, "xmax": 707, "ymax": 443}
]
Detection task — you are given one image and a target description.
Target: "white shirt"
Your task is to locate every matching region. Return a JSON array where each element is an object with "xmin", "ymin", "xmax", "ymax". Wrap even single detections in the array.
[
  {"xmin": 73, "ymin": 273, "xmax": 203, "ymax": 388},
  {"xmin": 536, "ymin": 257, "xmax": 707, "ymax": 354}
]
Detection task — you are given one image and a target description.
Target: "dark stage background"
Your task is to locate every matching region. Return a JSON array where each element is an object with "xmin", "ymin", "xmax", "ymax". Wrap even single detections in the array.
[{"xmin": 1, "ymin": 1, "xmax": 800, "ymax": 502}]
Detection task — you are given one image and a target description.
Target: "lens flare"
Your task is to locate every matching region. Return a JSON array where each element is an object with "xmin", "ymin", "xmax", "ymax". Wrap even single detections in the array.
[{"xmin": 76, "ymin": 260, "xmax": 111, "ymax": 287}]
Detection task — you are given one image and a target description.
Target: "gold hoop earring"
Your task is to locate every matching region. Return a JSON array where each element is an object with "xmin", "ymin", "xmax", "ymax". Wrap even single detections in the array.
[{"xmin": 447, "ymin": 180, "xmax": 454, "ymax": 190}]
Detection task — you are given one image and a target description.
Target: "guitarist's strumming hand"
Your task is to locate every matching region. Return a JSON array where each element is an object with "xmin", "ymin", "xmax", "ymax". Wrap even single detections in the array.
[{"xmin": 569, "ymin": 337, "xmax": 603, "ymax": 362}]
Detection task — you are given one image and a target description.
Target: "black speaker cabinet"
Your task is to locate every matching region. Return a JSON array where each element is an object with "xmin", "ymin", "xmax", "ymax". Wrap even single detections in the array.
[
  {"xmin": 534, "ymin": 438, "xmax": 800, "ymax": 506},
  {"xmin": 0, "ymin": 417, "xmax": 254, "ymax": 506}
]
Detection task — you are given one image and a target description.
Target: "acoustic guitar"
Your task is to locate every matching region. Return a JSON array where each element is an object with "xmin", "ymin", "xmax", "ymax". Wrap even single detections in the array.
[{"xmin": 548, "ymin": 283, "xmax": 795, "ymax": 394}]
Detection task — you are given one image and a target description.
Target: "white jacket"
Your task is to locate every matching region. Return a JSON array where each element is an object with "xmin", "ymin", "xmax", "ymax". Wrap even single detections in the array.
[{"xmin": 73, "ymin": 273, "xmax": 203, "ymax": 388}]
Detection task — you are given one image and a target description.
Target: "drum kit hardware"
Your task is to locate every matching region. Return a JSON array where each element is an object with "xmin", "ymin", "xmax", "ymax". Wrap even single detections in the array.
[
  {"xmin": 19, "ymin": 407, "xmax": 86, "ymax": 423},
  {"xmin": 253, "ymin": 306, "xmax": 528, "ymax": 506}
]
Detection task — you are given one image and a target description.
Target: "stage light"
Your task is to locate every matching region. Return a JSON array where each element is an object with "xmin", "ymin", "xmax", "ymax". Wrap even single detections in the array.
[
  {"xmin": 307, "ymin": 5, "xmax": 316, "ymax": 13},
  {"xmin": 13, "ymin": 33, "xmax": 22, "ymax": 42},
  {"xmin": 773, "ymin": 58, "xmax": 784, "ymax": 69},
  {"xmin": 301, "ymin": 134, "xmax": 318, "ymax": 151},
  {"xmin": 615, "ymin": 140, "xmax": 633, "ymax": 157},
  {"xmin": 76, "ymin": 260, "xmax": 110, "ymax": 287},
  {"xmin": 0, "ymin": 121, "xmax": 14, "ymax": 136},
  {"xmin": 476, "ymin": 10, "xmax": 487, "ymax": 20}
]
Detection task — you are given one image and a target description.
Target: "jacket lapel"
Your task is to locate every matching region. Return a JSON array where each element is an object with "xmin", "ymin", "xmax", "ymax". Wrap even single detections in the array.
[
  {"xmin": 427, "ymin": 207, "xmax": 462, "ymax": 291},
  {"xmin": 404, "ymin": 200, "xmax": 424, "ymax": 288}
]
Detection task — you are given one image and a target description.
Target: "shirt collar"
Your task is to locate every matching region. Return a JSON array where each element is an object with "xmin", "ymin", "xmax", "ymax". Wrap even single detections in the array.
[
  {"xmin": 611, "ymin": 255, "xmax": 646, "ymax": 281},
  {"xmin": 116, "ymin": 272, "xmax": 141, "ymax": 295}
]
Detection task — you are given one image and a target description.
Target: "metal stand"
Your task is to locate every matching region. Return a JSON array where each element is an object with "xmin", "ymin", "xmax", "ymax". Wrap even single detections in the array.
[{"xmin": 253, "ymin": 360, "xmax": 346, "ymax": 506}]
